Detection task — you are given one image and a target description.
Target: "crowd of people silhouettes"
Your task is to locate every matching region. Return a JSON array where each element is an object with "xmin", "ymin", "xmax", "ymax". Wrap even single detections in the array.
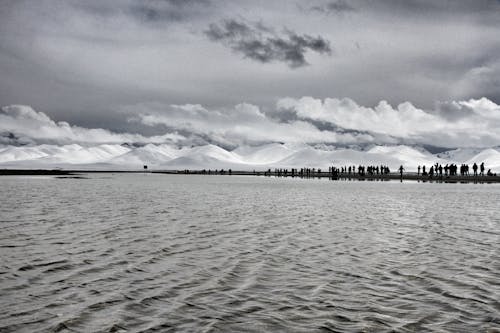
[
  {"xmin": 264, "ymin": 162, "xmax": 495, "ymax": 179},
  {"xmin": 190, "ymin": 162, "xmax": 496, "ymax": 178},
  {"xmin": 416, "ymin": 162, "xmax": 494, "ymax": 177}
]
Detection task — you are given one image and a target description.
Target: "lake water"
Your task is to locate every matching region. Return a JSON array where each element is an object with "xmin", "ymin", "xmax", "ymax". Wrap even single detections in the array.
[{"xmin": 1, "ymin": 174, "xmax": 499, "ymax": 332}]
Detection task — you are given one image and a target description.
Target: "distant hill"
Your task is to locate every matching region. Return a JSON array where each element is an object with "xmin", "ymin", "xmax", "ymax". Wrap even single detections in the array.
[{"xmin": 1, "ymin": 143, "xmax": 499, "ymax": 172}]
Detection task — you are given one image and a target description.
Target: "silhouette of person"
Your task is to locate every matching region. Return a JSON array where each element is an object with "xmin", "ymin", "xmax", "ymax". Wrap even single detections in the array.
[
  {"xmin": 473, "ymin": 163, "xmax": 478, "ymax": 176},
  {"xmin": 399, "ymin": 165, "xmax": 404, "ymax": 177},
  {"xmin": 480, "ymin": 162, "xmax": 485, "ymax": 176}
]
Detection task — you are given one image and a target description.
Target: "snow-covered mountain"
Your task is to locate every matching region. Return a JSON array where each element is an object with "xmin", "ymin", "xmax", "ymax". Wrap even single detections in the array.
[{"xmin": 1, "ymin": 143, "xmax": 499, "ymax": 172}]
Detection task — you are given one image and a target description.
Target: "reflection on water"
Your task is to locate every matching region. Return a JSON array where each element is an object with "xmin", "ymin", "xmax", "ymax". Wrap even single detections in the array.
[{"xmin": 1, "ymin": 174, "xmax": 499, "ymax": 332}]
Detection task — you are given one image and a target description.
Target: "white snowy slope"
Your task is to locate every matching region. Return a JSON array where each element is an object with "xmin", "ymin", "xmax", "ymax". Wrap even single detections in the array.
[
  {"xmin": 0, "ymin": 144, "xmax": 130, "ymax": 168},
  {"xmin": 0, "ymin": 143, "xmax": 499, "ymax": 172},
  {"xmin": 159, "ymin": 144, "xmax": 245, "ymax": 170},
  {"xmin": 41, "ymin": 144, "xmax": 130, "ymax": 164},
  {"xmin": 0, "ymin": 144, "xmax": 70, "ymax": 163},
  {"xmin": 466, "ymin": 149, "xmax": 500, "ymax": 171},
  {"xmin": 435, "ymin": 147, "xmax": 500, "ymax": 171},
  {"xmin": 273, "ymin": 145, "xmax": 446, "ymax": 171},
  {"xmin": 110, "ymin": 144, "xmax": 177, "ymax": 166},
  {"xmin": 232, "ymin": 143, "xmax": 307, "ymax": 165},
  {"xmin": 435, "ymin": 148, "xmax": 486, "ymax": 161}
]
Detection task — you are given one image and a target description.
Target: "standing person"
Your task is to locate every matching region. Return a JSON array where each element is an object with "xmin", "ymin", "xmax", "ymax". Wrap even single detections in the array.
[
  {"xmin": 480, "ymin": 162, "xmax": 485, "ymax": 176},
  {"xmin": 417, "ymin": 165, "xmax": 421, "ymax": 176},
  {"xmin": 399, "ymin": 165, "xmax": 404, "ymax": 178},
  {"xmin": 473, "ymin": 163, "xmax": 478, "ymax": 176}
]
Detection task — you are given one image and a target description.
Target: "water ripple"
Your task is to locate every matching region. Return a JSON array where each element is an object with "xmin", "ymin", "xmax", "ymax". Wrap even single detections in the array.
[{"xmin": 1, "ymin": 174, "xmax": 499, "ymax": 332}]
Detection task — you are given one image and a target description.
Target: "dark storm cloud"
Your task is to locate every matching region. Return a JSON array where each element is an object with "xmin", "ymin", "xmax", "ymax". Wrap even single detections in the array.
[
  {"xmin": 131, "ymin": 0, "xmax": 212, "ymax": 23},
  {"xmin": 205, "ymin": 19, "xmax": 332, "ymax": 68},
  {"xmin": 76, "ymin": 0, "xmax": 212, "ymax": 23},
  {"xmin": 310, "ymin": 0, "xmax": 356, "ymax": 14}
]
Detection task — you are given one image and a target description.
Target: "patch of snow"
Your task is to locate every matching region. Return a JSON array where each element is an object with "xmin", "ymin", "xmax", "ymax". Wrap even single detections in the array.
[{"xmin": 1, "ymin": 143, "xmax": 499, "ymax": 172}]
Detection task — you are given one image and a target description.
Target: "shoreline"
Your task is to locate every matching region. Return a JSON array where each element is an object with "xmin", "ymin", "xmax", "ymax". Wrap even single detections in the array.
[
  {"xmin": 153, "ymin": 170, "xmax": 500, "ymax": 183},
  {"xmin": 1, "ymin": 169, "xmax": 500, "ymax": 183}
]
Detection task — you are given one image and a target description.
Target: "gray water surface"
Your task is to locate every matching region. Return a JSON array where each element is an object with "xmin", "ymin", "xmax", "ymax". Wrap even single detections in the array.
[{"xmin": 1, "ymin": 174, "xmax": 499, "ymax": 332}]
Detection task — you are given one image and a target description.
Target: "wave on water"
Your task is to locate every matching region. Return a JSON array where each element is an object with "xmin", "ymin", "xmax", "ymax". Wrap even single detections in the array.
[{"xmin": 1, "ymin": 175, "xmax": 499, "ymax": 332}]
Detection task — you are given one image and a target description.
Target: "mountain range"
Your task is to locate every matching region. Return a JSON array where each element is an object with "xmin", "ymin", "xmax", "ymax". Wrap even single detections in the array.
[{"xmin": 1, "ymin": 143, "xmax": 499, "ymax": 172}]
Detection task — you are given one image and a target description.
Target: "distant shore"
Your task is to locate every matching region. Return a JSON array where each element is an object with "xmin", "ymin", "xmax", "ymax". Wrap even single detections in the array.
[
  {"xmin": 0, "ymin": 169, "xmax": 141, "ymax": 175},
  {"xmin": 2, "ymin": 169, "xmax": 500, "ymax": 183},
  {"xmin": 153, "ymin": 170, "xmax": 500, "ymax": 183}
]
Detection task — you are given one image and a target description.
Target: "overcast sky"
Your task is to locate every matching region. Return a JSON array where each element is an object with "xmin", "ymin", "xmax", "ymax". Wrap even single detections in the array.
[{"xmin": 1, "ymin": 0, "xmax": 500, "ymax": 148}]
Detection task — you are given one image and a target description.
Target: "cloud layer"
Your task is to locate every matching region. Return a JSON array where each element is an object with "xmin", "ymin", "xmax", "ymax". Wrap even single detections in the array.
[
  {"xmin": 310, "ymin": 0, "xmax": 356, "ymax": 15},
  {"xmin": 127, "ymin": 102, "xmax": 369, "ymax": 148},
  {"xmin": 205, "ymin": 19, "xmax": 331, "ymax": 68},
  {"xmin": 1, "ymin": 0, "xmax": 499, "ymax": 120},
  {"xmin": 2, "ymin": 97, "xmax": 500, "ymax": 149},
  {"xmin": 0, "ymin": 105, "xmax": 184, "ymax": 145},
  {"xmin": 277, "ymin": 97, "xmax": 500, "ymax": 148}
]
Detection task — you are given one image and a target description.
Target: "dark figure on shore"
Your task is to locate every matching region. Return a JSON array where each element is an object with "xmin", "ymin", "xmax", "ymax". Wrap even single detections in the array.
[
  {"xmin": 417, "ymin": 165, "xmax": 421, "ymax": 176},
  {"xmin": 480, "ymin": 162, "xmax": 485, "ymax": 176},
  {"xmin": 399, "ymin": 165, "xmax": 404, "ymax": 177},
  {"xmin": 473, "ymin": 163, "xmax": 478, "ymax": 176},
  {"xmin": 429, "ymin": 166, "xmax": 434, "ymax": 177},
  {"xmin": 438, "ymin": 165, "xmax": 443, "ymax": 177},
  {"xmin": 422, "ymin": 165, "xmax": 427, "ymax": 176}
]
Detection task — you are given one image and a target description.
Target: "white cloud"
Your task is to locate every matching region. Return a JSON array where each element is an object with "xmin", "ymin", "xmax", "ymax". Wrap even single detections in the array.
[
  {"xmin": 277, "ymin": 97, "xmax": 500, "ymax": 147},
  {"xmin": 0, "ymin": 105, "xmax": 184, "ymax": 145},
  {"xmin": 2, "ymin": 97, "xmax": 499, "ymax": 149},
  {"xmin": 128, "ymin": 102, "xmax": 374, "ymax": 146}
]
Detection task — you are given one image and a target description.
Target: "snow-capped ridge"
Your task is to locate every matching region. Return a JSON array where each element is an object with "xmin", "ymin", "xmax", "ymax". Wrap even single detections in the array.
[{"xmin": 0, "ymin": 143, "xmax": 499, "ymax": 172}]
